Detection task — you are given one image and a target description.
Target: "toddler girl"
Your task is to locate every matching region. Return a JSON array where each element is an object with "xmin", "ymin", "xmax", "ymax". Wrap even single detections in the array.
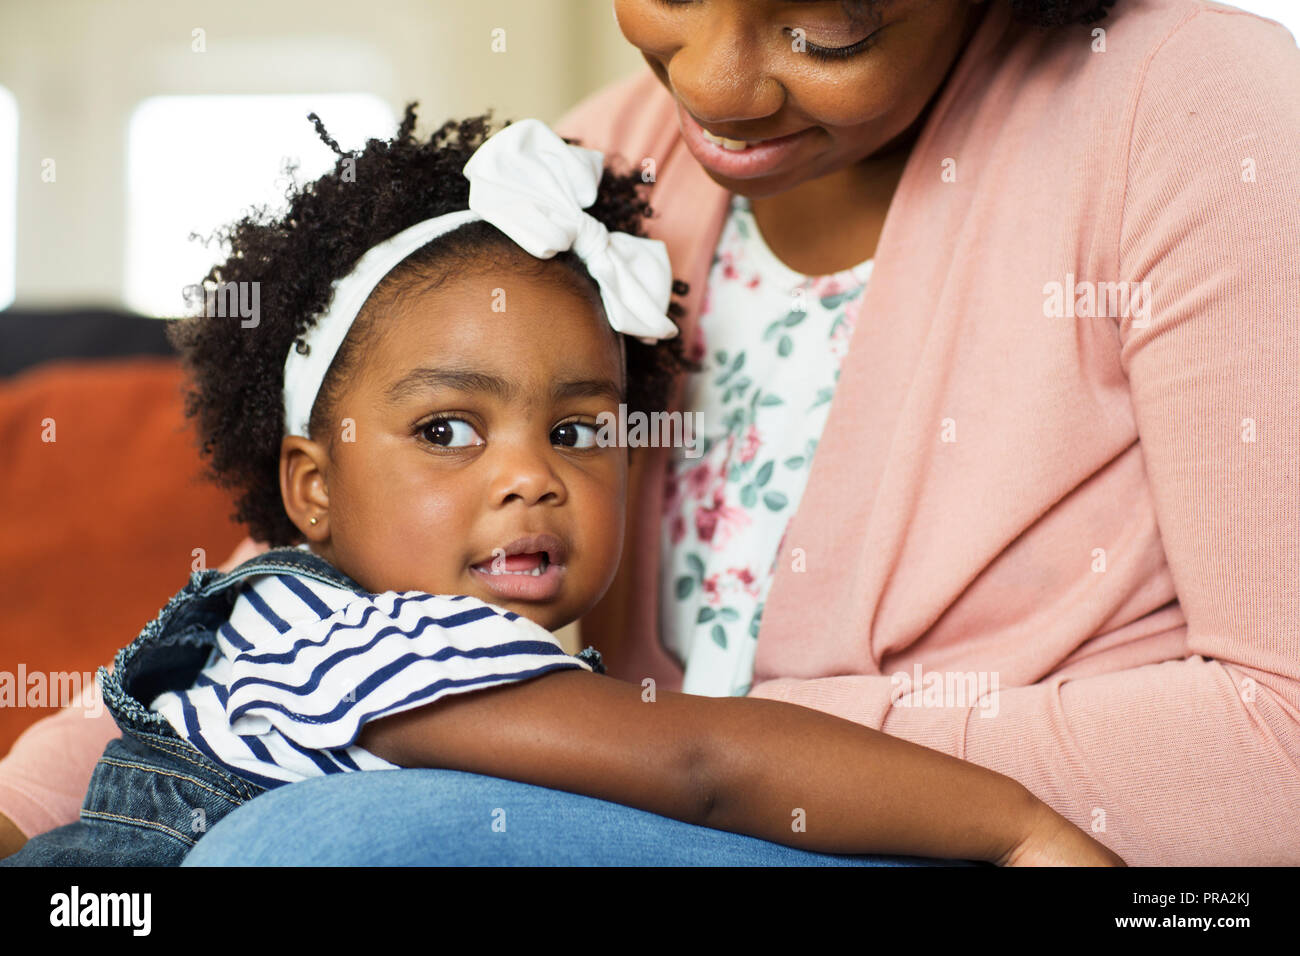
[{"xmin": 2, "ymin": 106, "xmax": 1121, "ymax": 867}]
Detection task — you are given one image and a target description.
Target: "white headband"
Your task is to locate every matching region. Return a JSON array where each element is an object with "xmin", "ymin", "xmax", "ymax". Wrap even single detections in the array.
[{"xmin": 281, "ymin": 117, "xmax": 679, "ymax": 439}]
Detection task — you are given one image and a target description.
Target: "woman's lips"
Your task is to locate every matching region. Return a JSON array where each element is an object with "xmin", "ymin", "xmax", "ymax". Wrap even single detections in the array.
[{"xmin": 676, "ymin": 102, "xmax": 815, "ymax": 180}]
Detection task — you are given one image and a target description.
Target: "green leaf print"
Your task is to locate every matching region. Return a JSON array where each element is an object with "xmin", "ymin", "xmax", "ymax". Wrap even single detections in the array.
[
  {"xmin": 782, "ymin": 310, "xmax": 806, "ymax": 328},
  {"xmin": 809, "ymin": 386, "xmax": 833, "ymax": 409},
  {"xmin": 820, "ymin": 291, "xmax": 856, "ymax": 310},
  {"xmin": 711, "ymin": 624, "xmax": 728, "ymax": 649},
  {"xmin": 715, "ymin": 349, "xmax": 728, "ymax": 366},
  {"xmin": 759, "ymin": 393, "xmax": 784, "ymax": 407},
  {"xmin": 755, "ymin": 460, "xmax": 774, "ymax": 487},
  {"xmin": 724, "ymin": 375, "xmax": 753, "ymax": 404},
  {"xmin": 777, "ymin": 335, "xmax": 793, "ymax": 357},
  {"xmin": 685, "ymin": 552, "xmax": 706, "ymax": 581},
  {"xmin": 762, "ymin": 490, "xmax": 788, "ymax": 511},
  {"xmin": 784, "ymin": 455, "xmax": 805, "ymax": 469},
  {"xmin": 719, "ymin": 607, "xmax": 740, "ymax": 621},
  {"xmin": 717, "ymin": 351, "xmax": 745, "ymax": 386},
  {"xmin": 675, "ymin": 575, "xmax": 695, "ymax": 599},
  {"xmin": 740, "ymin": 484, "xmax": 758, "ymax": 507},
  {"xmin": 697, "ymin": 606, "xmax": 716, "ymax": 623}
]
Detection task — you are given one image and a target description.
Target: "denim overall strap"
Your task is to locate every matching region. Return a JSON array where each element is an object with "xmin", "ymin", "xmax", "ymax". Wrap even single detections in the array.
[{"xmin": 97, "ymin": 546, "xmax": 368, "ymax": 740}]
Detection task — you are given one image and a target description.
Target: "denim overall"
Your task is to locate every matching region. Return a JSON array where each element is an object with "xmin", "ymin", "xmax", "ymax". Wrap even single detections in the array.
[{"xmin": 1, "ymin": 546, "xmax": 370, "ymax": 866}]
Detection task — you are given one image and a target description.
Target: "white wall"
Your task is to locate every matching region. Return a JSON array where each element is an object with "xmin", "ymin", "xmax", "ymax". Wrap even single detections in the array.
[{"xmin": 0, "ymin": 0, "xmax": 645, "ymax": 308}]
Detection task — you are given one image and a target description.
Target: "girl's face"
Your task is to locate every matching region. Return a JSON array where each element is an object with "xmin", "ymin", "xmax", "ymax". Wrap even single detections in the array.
[
  {"xmin": 612, "ymin": 0, "xmax": 986, "ymax": 197},
  {"xmin": 281, "ymin": 259, "xmax": 628, "ymax": 634}
]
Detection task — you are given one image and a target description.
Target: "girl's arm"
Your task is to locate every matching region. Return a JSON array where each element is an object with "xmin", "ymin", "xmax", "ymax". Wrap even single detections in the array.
[{"xmin": 357, "ymin": 668, "xmax": 1120, "ymax": 864}]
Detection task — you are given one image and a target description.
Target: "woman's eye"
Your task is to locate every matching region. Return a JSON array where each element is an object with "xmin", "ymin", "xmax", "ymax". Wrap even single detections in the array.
[
  {"xmin": 552, "ymin": 421, "xmax": 600, "ymax": 449},
  {"xmin": 792, "ymin": 29, "xmax": 881, "ymax": 62},
  {"xmin": 419, "ymin": 417, "xmax": 484, "ymax": 448}
]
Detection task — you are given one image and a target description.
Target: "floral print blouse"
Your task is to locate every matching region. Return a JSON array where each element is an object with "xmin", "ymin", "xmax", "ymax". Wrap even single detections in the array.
[{"xmin": 660, "ymin": 193, "xmax": 874, "ymax": 697}]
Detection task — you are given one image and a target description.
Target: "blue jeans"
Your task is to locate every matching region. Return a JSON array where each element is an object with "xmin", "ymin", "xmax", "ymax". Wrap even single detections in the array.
[
  {"xmin": 1, "ymin": 547, "xmax": 367, "ymax": 867},
  {"xmin": 181, "ymin": 767, "xmax": 985, "ymax": 866}
]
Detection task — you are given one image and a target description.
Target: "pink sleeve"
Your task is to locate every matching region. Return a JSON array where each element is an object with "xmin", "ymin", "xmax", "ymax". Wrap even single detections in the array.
[
  {"xmin": 0, "ymin": 679, "xmax": 119, "ymax": 838},
  {"xmin": 751, "ymin": 9, "xmax": 1300, "ymax": 867}
]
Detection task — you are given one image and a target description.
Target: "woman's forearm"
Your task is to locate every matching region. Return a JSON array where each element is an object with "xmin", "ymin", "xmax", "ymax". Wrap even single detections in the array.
[{"xmin": 696, "ymin": 694, "xmax": 1034, "ymax": 862}]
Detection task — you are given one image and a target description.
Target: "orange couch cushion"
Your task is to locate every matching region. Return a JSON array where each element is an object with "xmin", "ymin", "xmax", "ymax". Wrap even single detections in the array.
[{"xmin": 0, "ymin": 357, "xmax": 246, "ymax": 751}]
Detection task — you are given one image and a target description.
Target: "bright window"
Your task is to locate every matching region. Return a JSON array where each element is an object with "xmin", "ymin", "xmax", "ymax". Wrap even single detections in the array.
[{"xmin": 125, "ymin": 94, "xmax": 396, "ymax": 317}]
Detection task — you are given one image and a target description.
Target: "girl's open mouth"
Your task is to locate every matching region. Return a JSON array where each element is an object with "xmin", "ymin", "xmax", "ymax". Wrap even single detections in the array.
[{"xmin": 469, "ymin": 550, "xmax": 566, "ymax": 602}]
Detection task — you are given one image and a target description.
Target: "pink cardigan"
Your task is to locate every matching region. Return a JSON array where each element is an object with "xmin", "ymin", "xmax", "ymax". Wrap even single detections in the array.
[{"xmin": 2, "ymin": 0, "xmax": 1296, "ymax": 865}]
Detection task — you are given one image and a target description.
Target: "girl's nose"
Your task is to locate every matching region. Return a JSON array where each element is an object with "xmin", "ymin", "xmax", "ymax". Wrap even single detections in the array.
[
  {"xmin": 667, "ymin": 17, "xmax": 784, "ymax": 129},
  {"xmin": 488, "ymin": 444, "xmax": 567, "ymax": 508}
]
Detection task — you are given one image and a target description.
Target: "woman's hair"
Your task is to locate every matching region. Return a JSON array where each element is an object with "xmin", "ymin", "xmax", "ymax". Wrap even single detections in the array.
[
  {"xmin": 844, "ymin": 0, "xmax": 1119, "ymax": 27},
  {"xmin": 1005, "ymin": 0, "xmax": 1119, "ymax": 25},
  {"xmin": 167, "ymin": 105, "xmax": 698, "ymax": 547}
]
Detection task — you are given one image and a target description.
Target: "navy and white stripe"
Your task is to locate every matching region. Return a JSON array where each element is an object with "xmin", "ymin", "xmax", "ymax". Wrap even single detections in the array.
[{"xmin": 151, "ymin": 563, "xmax": 593, "ymax": 787}]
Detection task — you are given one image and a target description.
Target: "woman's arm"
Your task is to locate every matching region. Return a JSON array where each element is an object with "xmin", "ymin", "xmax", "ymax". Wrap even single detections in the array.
[
  {"xmin": 357, "ymin": 668, "xmax": 1120, "ymax": 864},
  {"xmin": 754, "ymin": 9, "xmax": 1300, "ymax": 866},
  {"xmin": 0, "ymin": 536, "xmax": 269, "ymax": 857},
  {"xmin": 0, "ymin": 684, "xmax": 120, "ymax": 857}
]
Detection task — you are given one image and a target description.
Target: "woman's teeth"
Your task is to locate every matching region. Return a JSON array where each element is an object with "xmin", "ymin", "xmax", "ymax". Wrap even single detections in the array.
[{"xmin": 701, "ymin": 129, "xmax": 750, "ymax": 151}]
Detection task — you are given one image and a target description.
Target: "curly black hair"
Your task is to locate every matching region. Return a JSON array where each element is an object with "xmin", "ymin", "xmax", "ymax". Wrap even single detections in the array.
[{"xmin": 167, "ymin": 105, "xmax": 698, "ymax": 548}]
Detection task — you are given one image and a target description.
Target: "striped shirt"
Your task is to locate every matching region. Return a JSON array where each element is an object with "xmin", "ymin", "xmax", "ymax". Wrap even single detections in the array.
[{"xmin": 150, "ymin": 560, "xmax": 595, "ymax": 789}]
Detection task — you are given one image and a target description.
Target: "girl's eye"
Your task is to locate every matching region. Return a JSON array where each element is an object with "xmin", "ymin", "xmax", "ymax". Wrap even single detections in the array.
[
  {"xmin": 552, "ymin": 421, "xmax": 600, "ymax": 450},
  {"xmin": 419, "ymin": 417, "xmax": 484, "ymax": 449}
]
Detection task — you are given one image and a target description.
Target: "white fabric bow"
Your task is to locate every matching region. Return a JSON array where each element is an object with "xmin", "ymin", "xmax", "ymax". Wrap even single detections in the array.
[
  {"xmin": 282, "ymin": 117, "xmax": 678, "ymax": 439},
  {"xmin": 463, "ymin": 118, "xmax": 678, "ymax": 345}
]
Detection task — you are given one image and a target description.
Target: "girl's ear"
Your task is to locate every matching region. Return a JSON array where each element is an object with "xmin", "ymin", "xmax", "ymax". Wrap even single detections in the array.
[{"xmin": 280, "ymin": 434, "xmax": 332, "ymax": 542}]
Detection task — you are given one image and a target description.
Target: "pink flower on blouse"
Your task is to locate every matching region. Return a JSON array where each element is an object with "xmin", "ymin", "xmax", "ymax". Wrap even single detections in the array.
[
  {"xmin": 721, "ymin": 249, "xmax": 739, "ymax": 281},
  {"xmin": 729, "ymin": 566, "xmax": 761, "ymax": 598},
  {"xmin": 685, "ymin": 460, "xmax": 714, "ymax": 500},
  {"xmin": 695, "ymin": 488, "xmax": 751, "ymax": 548},
  {"xmin": 809, "ymin": 273, "xmax": 847, "ymax": 300},
  {"xmin": 670, "ymin": 513, "xmax": 687, "ymax": 546},
  {"xmin": 738, "ymin": 424, "xmax": 761, "ymax": 464},
  {"xmin": 830, "ymin": 307, "xmax": 857, "ymax": 361}
]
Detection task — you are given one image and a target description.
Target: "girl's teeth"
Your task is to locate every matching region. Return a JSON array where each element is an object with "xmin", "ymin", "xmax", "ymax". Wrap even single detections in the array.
[
  {"xmin": 702, "ymin": 129, "xmax": 750, "ymax": 151},
  {"xmin": 482, "ymin": 553, "xmax": 550, "ymax": 576}
]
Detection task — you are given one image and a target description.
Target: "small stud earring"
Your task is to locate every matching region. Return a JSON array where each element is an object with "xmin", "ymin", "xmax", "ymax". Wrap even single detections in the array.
[{"xmin": 310, "ymin": 516, "xmax": 319, "ymax": 526}]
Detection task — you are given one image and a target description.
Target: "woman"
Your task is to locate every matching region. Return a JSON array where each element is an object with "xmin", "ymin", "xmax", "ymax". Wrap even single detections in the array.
[{"xmin": 2, "ymin": 0, "xmax": 1297, "ymax": 865}]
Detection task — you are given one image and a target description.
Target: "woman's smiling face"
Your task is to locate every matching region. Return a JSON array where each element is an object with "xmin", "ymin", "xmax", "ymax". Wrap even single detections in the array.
[
  {"xmin": 280, "ymin": 255, "xmax": 628, "ymax": 634},
  {"xmin": 613, "ymin": 0, "xmax": 986, "ymax": 197}
]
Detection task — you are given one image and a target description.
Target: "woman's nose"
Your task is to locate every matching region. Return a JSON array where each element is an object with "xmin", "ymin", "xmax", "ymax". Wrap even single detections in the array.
[{"xmin": 667, "ymin": 17, "xmax": 783, "ymax": 127}]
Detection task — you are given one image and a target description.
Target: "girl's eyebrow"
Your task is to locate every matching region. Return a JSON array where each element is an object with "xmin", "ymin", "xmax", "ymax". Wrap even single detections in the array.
[{"xmin": 384, "ymin": 366, "xmax": 622, "ymax": 405}]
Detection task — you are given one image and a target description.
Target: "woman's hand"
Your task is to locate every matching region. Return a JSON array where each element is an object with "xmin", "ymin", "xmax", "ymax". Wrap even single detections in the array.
[
  {"xmin": 0, "ymin": 811, "xmax": 26, "ymax": 860},
  {"xmin": 216, "ymin": 536, "xmax": 271, "ymax": 573},
  {"xmin": 998, "ymin": 798, "xmax": 1126, "ymax": 866}
]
